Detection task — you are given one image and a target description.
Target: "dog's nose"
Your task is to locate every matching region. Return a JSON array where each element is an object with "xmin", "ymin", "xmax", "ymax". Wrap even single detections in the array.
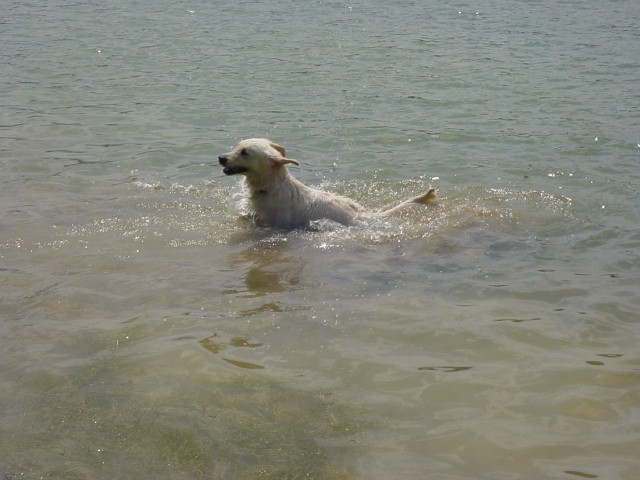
[{"xmin": 218, "ymin": 155, "xmax": 228, "ymax": 166}]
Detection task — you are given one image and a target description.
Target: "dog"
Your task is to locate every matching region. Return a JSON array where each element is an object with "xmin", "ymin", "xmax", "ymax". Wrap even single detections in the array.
[{"xmin": 218, "ymin": 138, "xmax": 437, "ymax": 229}]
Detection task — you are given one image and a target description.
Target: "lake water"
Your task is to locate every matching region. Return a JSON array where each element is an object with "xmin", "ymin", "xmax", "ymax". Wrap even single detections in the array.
[{"xmin": 2, "ymin": 0, "xmax": 640, "ymax": 478}]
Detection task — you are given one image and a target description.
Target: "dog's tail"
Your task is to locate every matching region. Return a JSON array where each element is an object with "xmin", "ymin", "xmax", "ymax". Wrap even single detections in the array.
[
  {"xmin": 380, "ymin": 188, "xmax": 438, "ymax": 217},
  {"xmin": 408, "ymin": 188, "xmax": 438, "ymax": 206}
]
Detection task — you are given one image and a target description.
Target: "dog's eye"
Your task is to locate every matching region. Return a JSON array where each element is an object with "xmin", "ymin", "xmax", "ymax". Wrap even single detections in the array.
[{"xmin": 240, "ymin": 148, "xmax": 249, "ymax": 156}]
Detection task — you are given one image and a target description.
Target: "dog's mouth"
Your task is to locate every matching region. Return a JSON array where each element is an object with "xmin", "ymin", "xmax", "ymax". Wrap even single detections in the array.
[
  {"xmin": 222, "ymin": 166, "xmax": 247, "ymax": 175},
  {"xmin": 219, "ymin": 156, "xmax": 248, "ymax": 175}
]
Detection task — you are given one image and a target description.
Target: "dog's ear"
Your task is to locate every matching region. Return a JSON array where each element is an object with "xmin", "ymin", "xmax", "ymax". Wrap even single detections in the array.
[
  {"xmin": 269, "ymin": 142, "xmax": 299, "ymax": 167},
  {"xmin": 270, "ymin": 142, "xmax": 287, "ymax": 157},
  {"xmin": 271, "ymin": 156, "xmax": 300, "ymax": 167}
]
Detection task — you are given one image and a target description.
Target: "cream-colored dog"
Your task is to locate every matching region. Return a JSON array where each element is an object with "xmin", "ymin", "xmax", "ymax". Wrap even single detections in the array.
[{"xmin": 219, "ymin": 138, "xmax": 437, "ymax": 228}]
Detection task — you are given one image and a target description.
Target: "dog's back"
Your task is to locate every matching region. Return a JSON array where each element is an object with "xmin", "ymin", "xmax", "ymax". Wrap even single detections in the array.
[{"xmin": 250, "ymin": 174, "xmax": 361, "ymax": 228}]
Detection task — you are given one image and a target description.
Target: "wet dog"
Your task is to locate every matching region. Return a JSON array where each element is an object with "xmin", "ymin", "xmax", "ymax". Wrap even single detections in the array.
[{"xmin": 219, "ymin": 138, "xmax": 437, "ymax": 228}]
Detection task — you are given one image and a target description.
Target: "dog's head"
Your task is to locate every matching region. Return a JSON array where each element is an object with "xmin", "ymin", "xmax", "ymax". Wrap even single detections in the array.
[{"xmin": 218, "ymin": 138, "xmax": 299, "ymax": 185}]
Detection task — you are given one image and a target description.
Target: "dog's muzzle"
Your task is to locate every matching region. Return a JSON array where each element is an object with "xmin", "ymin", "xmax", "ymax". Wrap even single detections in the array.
[{"xmin": 219, "ymin": 155, "xmax": 246, "ymax": 175}]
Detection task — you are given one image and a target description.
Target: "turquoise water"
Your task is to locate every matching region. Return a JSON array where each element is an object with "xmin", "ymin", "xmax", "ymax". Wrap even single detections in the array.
[{"xmin": 2, "ymin": 0, "xmax": 640, "ymax": 478}]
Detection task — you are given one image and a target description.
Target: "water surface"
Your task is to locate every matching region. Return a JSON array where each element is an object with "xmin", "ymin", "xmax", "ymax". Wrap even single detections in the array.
[{"xmin": 2, "ymin": 0, "xmax": 640, "ymax": 478}]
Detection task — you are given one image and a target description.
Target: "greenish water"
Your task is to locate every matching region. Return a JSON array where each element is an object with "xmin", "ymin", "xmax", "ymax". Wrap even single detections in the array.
[{"xmin": 2, "ymin": 0, "xmax": 640, "ymax": 478}]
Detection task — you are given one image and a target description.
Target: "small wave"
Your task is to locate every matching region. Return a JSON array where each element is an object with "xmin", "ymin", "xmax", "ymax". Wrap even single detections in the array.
[{"xmin": 54, "ymin": 178, "xmax": 577, "ymax": 254}]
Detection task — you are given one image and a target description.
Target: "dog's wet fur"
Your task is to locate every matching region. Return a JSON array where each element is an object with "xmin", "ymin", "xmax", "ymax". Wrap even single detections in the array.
[{"xmin": 219, "ymin": 138, "xmax": 437, "ymax": 229}]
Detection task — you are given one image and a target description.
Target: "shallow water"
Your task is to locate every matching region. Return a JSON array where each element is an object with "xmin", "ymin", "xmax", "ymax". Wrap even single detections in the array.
[{"xmin": 2, "ymin": 0, "xmax": 640, "ymax": 478}]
